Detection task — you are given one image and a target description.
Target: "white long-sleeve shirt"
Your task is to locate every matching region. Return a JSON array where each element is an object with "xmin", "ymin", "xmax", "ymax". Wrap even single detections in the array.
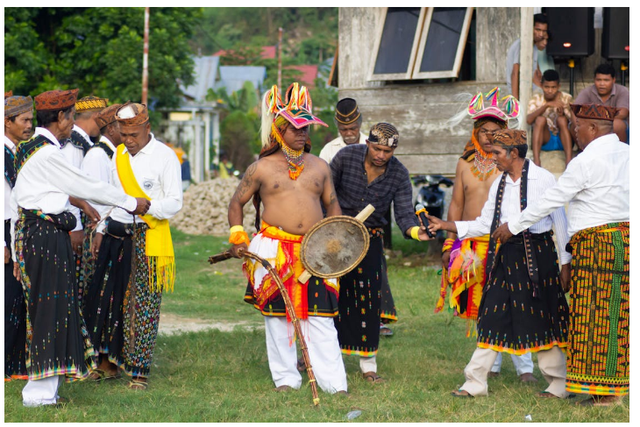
[
  {"xmin": 509, "ymin": 133, "xmax": 629, "ymax": 237},
  {"xmin": 80, "ymin": 136, "xmax": 117, "ymax": 219},
  {"xmin": 10, "ymin": 127, "xmax": 137, "ymax": 260},
  {"xmin": 319, "ymin": 132, "xmax": 367, "ymax": 164},
  {"xmin": 61, "ymin": 124, "xmax": 93, "ymax": 231},
  {"xmin": 455, "ymin": 161, "xmax": 571, "ymax": 265},
  {"xmin": 97, "ymin": 134, "xmax": 182, "ymax": 232},
  {"xmin": 4, "ymin": 136, "xmax": 16, "ymax": 222}
]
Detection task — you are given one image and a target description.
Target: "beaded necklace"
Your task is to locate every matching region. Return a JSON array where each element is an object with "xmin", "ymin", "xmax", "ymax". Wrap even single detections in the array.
[
  {"xmin": 272, "ymin": 123, "xmax": 305, "ymax": 180},
  {"xmin": 469, "ymin": 133, "xmax": 497, "ymax": 181}
]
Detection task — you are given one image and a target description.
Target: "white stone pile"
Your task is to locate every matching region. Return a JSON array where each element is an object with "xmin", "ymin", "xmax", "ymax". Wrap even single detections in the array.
[{"xmin": 170, "ymin": 177, "xmax": 257, "ymax": 236}]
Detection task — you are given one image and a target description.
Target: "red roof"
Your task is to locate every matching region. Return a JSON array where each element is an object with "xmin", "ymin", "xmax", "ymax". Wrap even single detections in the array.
[
  {"xmin": 285, "ymin": 65, "xmax": 318, "ymax": 87},
  {"xmin": 213, "ymin": 46, "xmax": 276, "ymax": 60}
]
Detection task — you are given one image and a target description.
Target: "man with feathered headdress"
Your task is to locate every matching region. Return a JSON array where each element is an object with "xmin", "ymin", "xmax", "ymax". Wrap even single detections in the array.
[
  {"xmin": 437, "ymin": 88, "xmax": 538, "ymax": 381},
  {"xmin": 227, "ymin": 83, "xmax": 348, "ymax": 394}
]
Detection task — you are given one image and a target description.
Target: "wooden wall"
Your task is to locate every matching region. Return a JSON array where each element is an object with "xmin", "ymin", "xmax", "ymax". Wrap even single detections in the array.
[{"xmin": 337, "ymin": 7, "xmax": 620, "ymax": 176}]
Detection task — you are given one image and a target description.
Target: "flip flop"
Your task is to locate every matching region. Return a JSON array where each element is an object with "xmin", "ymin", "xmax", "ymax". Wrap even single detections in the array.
[
  {"xmin": 537, "ymin": 391, "xmax": 576, "ymax": 399},
  {"xmin": 363, "ymin": 371, "xmax": 385, "ymax": 383},
  {"xmin": 128, "ymin": 378, "xmax": 148, "ymax": 390}
]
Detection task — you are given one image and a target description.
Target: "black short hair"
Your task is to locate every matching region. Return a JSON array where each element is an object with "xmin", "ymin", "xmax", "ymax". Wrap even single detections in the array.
[
  {"xmin": 594, "ymin": 63, "xmax": 616, "ymax": 78},
  {"xmin": 513, "ymin": 144, "xmax": 528, "ymax": 159},
  {"xmin": 534, "ymin": 13, "xmax": 548, "ymax": 25},
  {"xmin": 542, "ymin": 69, "xmax": 560, "ymax": 84},
  {"xmin": 36, "ymin": 106, "xmax": 74, "ymax": 128}
]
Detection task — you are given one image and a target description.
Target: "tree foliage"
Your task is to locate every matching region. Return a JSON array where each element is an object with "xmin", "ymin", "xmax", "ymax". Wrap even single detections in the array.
[{"xmin": 5, "ymin": 7, "xmax": 202, "ymax": 113}]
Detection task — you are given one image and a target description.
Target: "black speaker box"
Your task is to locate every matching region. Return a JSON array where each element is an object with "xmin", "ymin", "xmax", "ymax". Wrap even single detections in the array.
[
  {"xmin": 602, "ymin": 8, "xmax": 629, "ymax": 60},
  {"xmin": 546, "ymin": 8, "xmax": 595, "ymax": 58}
]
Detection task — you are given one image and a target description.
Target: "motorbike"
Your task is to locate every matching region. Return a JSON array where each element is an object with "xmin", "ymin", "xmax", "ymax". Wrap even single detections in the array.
[{"xmin": 412, "ymin": 174, "xmax": 454, "ymax": 242}]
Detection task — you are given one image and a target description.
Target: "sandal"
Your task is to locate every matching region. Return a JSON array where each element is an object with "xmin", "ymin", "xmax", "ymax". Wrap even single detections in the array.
[
  {"xmin": 363, "ymin": 371, "xmax": 385, "ymax": 383},
  {"xmin": 128, "ymin": 378, "xmax": 148, "ymax": 390},
  {"xmin": 537, "ymin": 391, "xmax": 576, "ymax": 399},
  {"xmin": 451, "ymin": 389, "xmax": 473, "ymax": 398},
  {"xmin": 89, "ymin": 368, "xmax": 121, "ymax": 381}
]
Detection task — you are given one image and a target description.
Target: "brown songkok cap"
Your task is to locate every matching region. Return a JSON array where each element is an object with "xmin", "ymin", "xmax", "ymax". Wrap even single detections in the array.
[
  {"xmin": 34, "ymin": 89, "xmax": 79, "ymax": 112},
  {"xmin": 570, "ymin": 103, "xmax": 615, "ymax": 121},
  {"xmin": 94, "ymin": 103, "xmax": 122, "ymax": 129},
  {"xmin": 5, "ymin": 96, "xmax": 33, "ymax": 118},
  {"xmin": 335, "ymin": 98, "xmax": 361, "ymax": 125},
  {"xmin": 367, "ymin": 122, "xmax": 399, "ymax": 148},
  {"xmin": 76, "ymin": 95, "xmax": 109, "ymax": 113},
  {"xmin": 488, "ymin": 129, "xmax": 527, "ymax": 147},
  {"xmin": 115, "ymin": 102, "xmax": 149, "ymax": 127},
  {"xmin": 5, "ymin": 91, "xmax": 13, "ymax": 99}
]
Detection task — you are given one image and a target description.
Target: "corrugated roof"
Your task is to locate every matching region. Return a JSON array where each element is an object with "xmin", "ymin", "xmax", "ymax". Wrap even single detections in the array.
[
  {"xmin": 216, "ymin": 66, "xmax": 267, "ymax": 95},
  {"xmin": 285, "ymin": 65, "xmax": 319, "ymax": 87},
  {"xmin": 180, "ymin": 56, "xmax": 220, "ymax": 102}
]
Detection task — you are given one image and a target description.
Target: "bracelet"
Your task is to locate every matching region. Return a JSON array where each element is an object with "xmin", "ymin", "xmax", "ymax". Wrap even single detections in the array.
[
  {"xmin": 229, "ymin": 230, "xmax": 250, "ymax": 246},
  {"xmin": 229, "ymin": 225, "xmax": 244, "ymax": 234},
  {"xmin": 410, "ymin": 226, "xmax": 420, "ymax": 241},
  {"xmin": 442, "ymin": 238, "xmax": 455, "ymax": 253}
]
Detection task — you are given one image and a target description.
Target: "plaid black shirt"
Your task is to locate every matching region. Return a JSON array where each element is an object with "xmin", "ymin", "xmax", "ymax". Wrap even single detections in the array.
[{"xmin": 331, "ymin": 144, "xmax": 418, "ymax": 237}]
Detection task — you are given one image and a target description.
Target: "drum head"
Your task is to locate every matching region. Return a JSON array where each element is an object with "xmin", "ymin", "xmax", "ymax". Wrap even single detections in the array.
[{"xmin": 300, "ymin": 215, "xmax": 370, "ymax": 278}]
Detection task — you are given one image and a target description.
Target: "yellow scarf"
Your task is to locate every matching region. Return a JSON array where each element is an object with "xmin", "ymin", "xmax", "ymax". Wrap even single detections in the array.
[{"xmin": 116, "ymin": 144, "xmax": 176, "ymax": 292}]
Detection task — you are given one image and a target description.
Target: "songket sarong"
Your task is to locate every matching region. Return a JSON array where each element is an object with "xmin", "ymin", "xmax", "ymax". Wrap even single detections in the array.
[
  {"xmin": 4, "ymin": 219, "xmax": 27, "ymax": 378},
  {"xmin": 565, "ymin": 222, "xmax": 629, "ymax": 396},
  {"xmin": 83, "ymin": 219, "xmax": 133, "ymax": 366},
  {"xmin": 476, "ymin": 231, "xmax": 569, "ymax": 355},
  {"xmin": 115, "ymin": 223, "xmax": 163, "ymax": 378},
  {"xmin": 243, "ymin": 223, "xmax": 339, "ymax": 320},
  {"xmin": 335, "ymin": 231, "xmax": 384, "ymax": 357},
  {"xmin": 379, "ymin": 255, "xmax": 397, "ymax": 323},
  {"xmin": 436, "ymin": 235, "xmax": 490, "ymax": 321},
  {"xmin": 14, "ymin": 209, "xmax": 97, "ymax": 381},
  {"xmin": 77, "ymin": 220, "xmax": 96, "ymax": 313}
]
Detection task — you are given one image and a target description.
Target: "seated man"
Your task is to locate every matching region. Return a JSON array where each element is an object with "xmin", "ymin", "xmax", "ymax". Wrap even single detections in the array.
[
  {"xmin": 574, "ymin": 63, "xmax": 628, "ymax": 143},
  {"xmin": 527, "ymin": 69, "xmax": 574, "ymax": 167}
]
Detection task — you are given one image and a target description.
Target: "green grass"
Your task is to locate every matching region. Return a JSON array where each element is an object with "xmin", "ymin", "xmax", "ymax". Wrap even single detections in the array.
[{"xmin": 3, "ymin": 227, "xmax": 629, "ymax": 422}]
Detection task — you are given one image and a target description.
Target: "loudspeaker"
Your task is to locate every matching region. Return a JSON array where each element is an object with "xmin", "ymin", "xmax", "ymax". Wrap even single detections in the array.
[
  {"xmin": 602, "ymin": 7, "xmax": 629, "ymax": 60},
  {"xmin": 546, "ymin": 8, "xmax": 595, "ymax": 58}
]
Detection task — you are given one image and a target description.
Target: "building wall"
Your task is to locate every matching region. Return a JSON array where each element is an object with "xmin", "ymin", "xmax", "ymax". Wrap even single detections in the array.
[{"xmin": 338, "ymin": 7, "xmax": 622, "ymax": 175}]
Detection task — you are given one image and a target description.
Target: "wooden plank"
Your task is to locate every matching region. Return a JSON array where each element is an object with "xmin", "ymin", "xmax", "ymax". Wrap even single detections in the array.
[
  {"xmin": 395, "ymin": 154, "xmax": 461, "ymax": 176},
  {"xmin": 475, "ymin": 8, "xmax": 520, "ymax": 83}
]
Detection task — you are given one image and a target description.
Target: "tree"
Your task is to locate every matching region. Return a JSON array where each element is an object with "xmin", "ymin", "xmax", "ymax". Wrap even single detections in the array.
[{"xmin": 5, "ymin": 7, "xmax": 202, "ymax": 119}]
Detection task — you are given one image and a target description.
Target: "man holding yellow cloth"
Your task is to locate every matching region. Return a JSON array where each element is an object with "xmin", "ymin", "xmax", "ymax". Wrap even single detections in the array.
[
  {"xmin": 228, "ymin": 83, "xmax": 348, "ymax": 395},
  {"xmin": 88, "ymin": 103, "xmax": 183, "ymax": 390}
]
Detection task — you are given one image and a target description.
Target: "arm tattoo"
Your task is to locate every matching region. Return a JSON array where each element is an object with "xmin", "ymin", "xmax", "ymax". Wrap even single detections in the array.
[{"xmin": 232, "ymin": 163, "xmax": 258, "ymax": 203}]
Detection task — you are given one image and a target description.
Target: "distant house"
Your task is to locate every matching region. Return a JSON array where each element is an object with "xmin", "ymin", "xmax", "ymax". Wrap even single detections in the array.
[
  {"xmin": 216, "ymin": 65, "xmax": 267, "ymax": 95},
  {"xmin": 213, "ymin": 45, "xmax": 276, "ymax": 60},
  {"xmin": 285, "ymin": 64, "xmax": 319, "ymax": 88},
  {"xmin": 162, "ymin": 56, "xmax": 265, "ymax": 183}
]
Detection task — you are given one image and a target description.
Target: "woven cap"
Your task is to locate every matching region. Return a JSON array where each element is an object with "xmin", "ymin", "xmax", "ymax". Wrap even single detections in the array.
[
  {"xmin": 570, "ymin": 103, "xmax": 615, "ymax": 121},
  {"xmin": 5, "ymin": 95, "xmax": 33, "ymax": 118},
  {"xmin": 487, "ymin": 129, "xmax": 527, "ymax": 147},
  {"xmin": 76, "ymin": 96, "xmax": 109, "ymax": 113},
  {"xmin": 367, "ymin": 122, "xmax": 399, "ymax": 148},
  {"xmin": 34, "ymin": 89, "xmax": 79, "ymax": 112},
  {"xmin": 115, "ymin": 102, "xmax": 149, "ymax": 127},
  {"xmin": 94, "ymin": 103, "xmax": 122, "ymax": 129}
]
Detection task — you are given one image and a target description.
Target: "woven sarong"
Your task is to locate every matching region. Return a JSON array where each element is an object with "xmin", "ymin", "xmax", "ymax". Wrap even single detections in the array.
[
  {"xmin": 15, "ymin": 209, "xmax": 97, "ymax": 382},
  {"xmin": 380, "ymin": 255, "xmax": 397, "ymax": 323},
  {"xmin": 4, "ymin": 220, "xmax": 27, "ymax": 378},
  {"xmin": 335, "ymin": 233, "xmax": 384, "ymax": 357},
  {"xmin": 83, "ymin": 219, "xmax": 134, "ymax": 366},
  {"xmin": 243, "ymin": 223, "xmax": 339, "ymax": 320},
  {"xmin": 115, "ymin": 223, "xmax": 163, "ymax": 378},
  {"xmin": 565, "ymin": 222, "xmax": 629, "ymax": 396},
  {"xmin": 476, "ymin": 232, "xmax": 569, "ymax": 355}
]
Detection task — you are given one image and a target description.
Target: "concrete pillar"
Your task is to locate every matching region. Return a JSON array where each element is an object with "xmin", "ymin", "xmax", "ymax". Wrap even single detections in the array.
[
  {"xmin": 519, "ymin": 7, "xmax": 534, "ymax": 132},
  {"xmin": 212, "ymin": 111, "xmax": 220, "ymax": 173},
  {"xmin": 204, "ymin": 111, "xmax": 211, "ymax": 181}
]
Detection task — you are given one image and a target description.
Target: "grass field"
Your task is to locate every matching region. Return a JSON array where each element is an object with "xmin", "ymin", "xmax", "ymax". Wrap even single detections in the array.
[{"xmin": 3, "ymin": 227, "xmax": 629, "ymax": 422}]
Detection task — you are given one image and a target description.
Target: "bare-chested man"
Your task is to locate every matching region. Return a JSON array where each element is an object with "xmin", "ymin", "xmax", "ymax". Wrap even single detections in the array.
[
  {"xmin": 437, "ymin": 88, "xmax": 536, "ymax": 382},
  {"xmin": 227, "ymin": 83, "xmax": 348, "ymax": 395}
]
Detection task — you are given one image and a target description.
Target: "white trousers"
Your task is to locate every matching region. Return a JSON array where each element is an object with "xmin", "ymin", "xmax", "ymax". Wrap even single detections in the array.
[
  {"xmin": 265, "ymin": 316, "xmax": 347, "ymax": 394},
  {"xmin": 22, "ymin": 376, "xmax": 62, "ymax": 407},
  {"xmin": 359, "ymin": 356, "xmax": 377, "ymax": 373},
  {"xmin": 491, "ymin": 352, "xmax": 534, "ymax": 375},
  {"xmin": 460, "ymin": 346, "xmax": 568, "ymax": 397}
]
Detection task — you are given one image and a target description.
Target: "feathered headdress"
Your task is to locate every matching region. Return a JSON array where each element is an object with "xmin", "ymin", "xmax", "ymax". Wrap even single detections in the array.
[{"xmin": 467, "ymin": 87, "xmax": 519, "ymax": 122}]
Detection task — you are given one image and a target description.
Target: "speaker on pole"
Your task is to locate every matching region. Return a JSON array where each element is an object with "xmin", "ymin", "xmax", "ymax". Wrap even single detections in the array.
[
  {"xmin": 602, "ymin": 7, "xmax": 629, "ymax": 60},
  {"xmin": 546, "ymin": 8, "xmax": 595, "ymax": 58}
]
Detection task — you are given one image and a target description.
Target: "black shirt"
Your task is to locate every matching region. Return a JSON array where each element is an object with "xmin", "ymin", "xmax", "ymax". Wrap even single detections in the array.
[{"xmin": 330, "ymin": 144, "xmax": 418, "ymax": 237}]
